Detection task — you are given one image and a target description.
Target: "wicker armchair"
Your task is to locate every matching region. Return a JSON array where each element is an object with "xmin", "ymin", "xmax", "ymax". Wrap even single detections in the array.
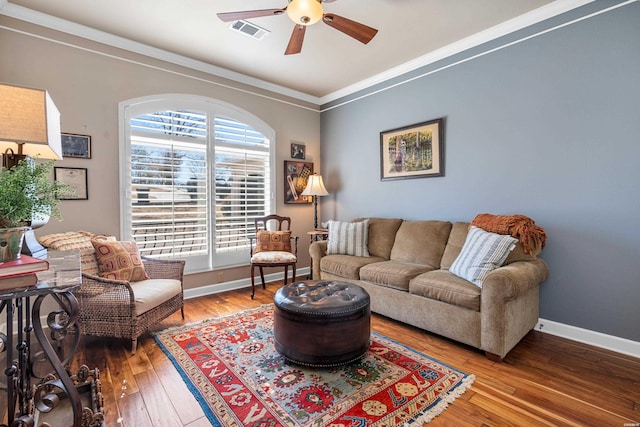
[
  {"xmin": 78, "ymin": 256, "xmax": 185, "ymax": 354},
  {"xmin": 38, "ymin": 231, "xmax": 185, "ymax": 354}
]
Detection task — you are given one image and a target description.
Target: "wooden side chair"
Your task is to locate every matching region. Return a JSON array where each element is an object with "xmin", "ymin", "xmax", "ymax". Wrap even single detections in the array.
[{"xmin": 249, "ymin": 215, "xmax": 298, "ymax": 299}]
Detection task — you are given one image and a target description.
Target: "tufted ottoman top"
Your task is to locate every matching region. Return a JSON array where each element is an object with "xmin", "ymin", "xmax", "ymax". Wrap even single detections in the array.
[{"xmin": 274, "ymin": 280, "xmax": 370, "ymax": 316}]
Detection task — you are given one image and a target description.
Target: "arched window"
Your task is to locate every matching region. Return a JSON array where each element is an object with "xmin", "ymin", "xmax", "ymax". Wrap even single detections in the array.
[{"xmin": 120, "ymin": 95, "xmax": 275, "ymax": 272}]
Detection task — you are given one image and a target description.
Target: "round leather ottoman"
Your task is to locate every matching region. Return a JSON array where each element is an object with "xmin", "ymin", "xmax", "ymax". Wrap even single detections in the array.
[{"xmin": 273, "ymin": 280, "xmax": 370, "ymax": 367}]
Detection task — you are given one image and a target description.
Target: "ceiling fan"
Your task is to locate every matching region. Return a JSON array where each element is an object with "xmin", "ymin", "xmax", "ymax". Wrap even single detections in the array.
[{"xmin": 217, "ymin": 0, "xmax": 378, "ymax": 55}]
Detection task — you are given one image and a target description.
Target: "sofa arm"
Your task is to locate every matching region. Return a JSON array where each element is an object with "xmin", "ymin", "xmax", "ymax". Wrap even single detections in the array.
[
  {"xmin": 309, "ymin": 240, "xmax": 328, "ymax": 280},
  {"xmin": 483, "ymin": 258, "xmax": 549, "ymax": 301},
  {"xmin": 480, "ymin": 258, "xmax": 549, "ymax": 358}
]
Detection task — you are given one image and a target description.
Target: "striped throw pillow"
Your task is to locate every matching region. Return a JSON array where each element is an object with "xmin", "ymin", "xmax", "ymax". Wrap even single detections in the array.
[
  {"xmin": 326, "ymin": 219, "xmax": 370, "ymax": 257},
  {"xmin": 449, "ymin": 226, "xmax": 517, "ymax": 287}
]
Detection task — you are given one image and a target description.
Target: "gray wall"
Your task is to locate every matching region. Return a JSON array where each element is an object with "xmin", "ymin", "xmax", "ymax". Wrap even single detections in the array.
[{"xmin": 320, "ymin": 2, "xmax": 640, "ymax": 341}]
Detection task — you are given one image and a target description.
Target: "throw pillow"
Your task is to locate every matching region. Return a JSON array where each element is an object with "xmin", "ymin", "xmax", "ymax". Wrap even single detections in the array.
[
  {"xmin": 91, "ymin": 240, "xmax": 150, "ymax": 281},
  {"xmin": 326, "ymin": 219, "xmax": 370, "ymax": 257},
  {"xmin": 449, "ymin": 226, "xmax": 517, "ymax": 287},
  {"xmin": 254, "ymin": 230, "xmax": 292, "ymax": 253}
]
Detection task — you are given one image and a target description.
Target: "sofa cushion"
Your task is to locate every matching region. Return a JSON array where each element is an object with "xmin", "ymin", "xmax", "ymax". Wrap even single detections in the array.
[
  {"xmin": 130, "ymin": 278, "xmax": 182, "ymax": 315},
  {"xmin": 91, "ymin": 240, "xmax": 150, "ymax": 281},
  {"xmin": 354, "ymin": 217, "xmax": 403, "ymax": 259},
  {"xmin": 38, "ymin": 231, "xmax": 116, "ymax": 275},
  {"xmin": 359, "ymin": 260, "xmax": 433, "ymax": 291},
  {"xmin": 327, "ymin": 219, "xmax": 370, "ymax": 257},
  {"xmin": 255, "ymin": 230, "xmax": 292, "ymax": 253},
  {"xmin": 320, "ymin": 254, "xmax": 386, "ymax": 280},
  {"xmin": 409, "ymin": 270, "xmax": 482, "ymax": 311},
  {"xmin": 449, "ymin": 226, "xmax": 517, "ymax": 287},
  {"xmin": 389, "ymin": 220, "xmax": 452, "ymax": 268},
  {"xmin": 440, "ymin": 222, "xmax": 469, "ymax": 269}
]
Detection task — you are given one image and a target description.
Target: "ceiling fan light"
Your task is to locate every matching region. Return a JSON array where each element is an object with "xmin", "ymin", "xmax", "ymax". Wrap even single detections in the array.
[{"xmin": 287, "ymin": 0, "xmax": 323, "ymax": 26}]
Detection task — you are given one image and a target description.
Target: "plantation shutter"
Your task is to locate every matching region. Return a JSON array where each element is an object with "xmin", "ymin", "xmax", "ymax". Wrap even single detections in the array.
[
  {"xmin": 214, "ymin": 117, "xmax": 270, "ymax": 253},
  {"xmin": 125, "ymin": 105, "xmax": 272, "ymax": 269},
  {"xmin": 129, "ymin": 110, "xmax": 208, "ymax": 257}
]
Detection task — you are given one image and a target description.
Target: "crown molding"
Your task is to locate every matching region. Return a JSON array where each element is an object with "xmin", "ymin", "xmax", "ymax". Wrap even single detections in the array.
[
  {"xmin": 1, "ymin": 0, "xmax": 600, "ymax": 106},
  {"xmin": 319, "ymin": 0, "xmax": 595, "ymax": 104},
  {"xmin": 0, "ymin": 2, "xmax": 322, "ymax": 105}
]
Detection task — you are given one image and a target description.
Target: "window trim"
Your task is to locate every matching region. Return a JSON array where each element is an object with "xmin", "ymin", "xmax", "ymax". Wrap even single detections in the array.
[{"xmin": 119, "ymin": 94, "xmax": 276, "ymax": 273}]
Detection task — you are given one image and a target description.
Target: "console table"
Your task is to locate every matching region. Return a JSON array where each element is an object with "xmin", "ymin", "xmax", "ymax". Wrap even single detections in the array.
[{"xmin": 0, "ymin": 251, "xmax": 84, "ymax": 427}]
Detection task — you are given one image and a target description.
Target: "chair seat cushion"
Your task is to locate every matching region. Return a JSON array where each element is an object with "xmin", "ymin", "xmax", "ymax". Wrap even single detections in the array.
[
  {"xmin": 130, "ymin": 278, "xmax": 182, "ymax": 315},
  {"xmin": 251, "ymin": 251, "xmax": 297, "ymax": 263}
]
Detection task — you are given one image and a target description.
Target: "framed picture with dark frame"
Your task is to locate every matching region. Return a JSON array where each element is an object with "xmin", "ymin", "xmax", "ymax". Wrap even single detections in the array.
[
  {"xmin": 380, "ymin": 118, "xmax": 444, "ymax": 181},
  {"xmin": 61, "ymin": 133, "xmax": 91, "ymax": 159},
  {"xmin": 284, "ymin": 160, "xmax": 313, "ymax": 204},
  {"xmin": 54, "ymin": 167, "xmax": 88, "ymax": 200},
  {"xmin": 290, "ymin": 141, "xmax": 306, "ymax": 159}
]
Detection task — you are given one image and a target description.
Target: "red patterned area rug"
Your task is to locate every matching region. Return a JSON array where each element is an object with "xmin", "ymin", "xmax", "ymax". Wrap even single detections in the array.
[{"xmin": 154, "ymin": 305, "xmax": 474, "ymax": 426}]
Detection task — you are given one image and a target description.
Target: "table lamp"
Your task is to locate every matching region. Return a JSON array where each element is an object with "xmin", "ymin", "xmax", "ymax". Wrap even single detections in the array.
[
  {"xmin": 301, "ymin": 173, "xmax": 329, "ymax": 229},
  {"xmin": 0, "ymin": 83, "xmax": 63, "ymax": 257}
]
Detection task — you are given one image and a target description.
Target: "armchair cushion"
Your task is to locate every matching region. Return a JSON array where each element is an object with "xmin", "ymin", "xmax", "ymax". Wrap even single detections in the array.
[
  {"xmin": 255, "ymin": 230, "xmax": 292, "ymax": 253},
  {"xmin": 131, "ymin": 278, "xmax": 182, "ymax": 315},
  {"xmin": 91, "ymin": 240, "xmax": 150, "ymax": 281}
]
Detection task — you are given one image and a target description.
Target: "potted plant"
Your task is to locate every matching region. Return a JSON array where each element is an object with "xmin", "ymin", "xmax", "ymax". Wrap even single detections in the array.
[{"xmin": 0, "ymin": 158, "xmax": 72, "ymax": 262}]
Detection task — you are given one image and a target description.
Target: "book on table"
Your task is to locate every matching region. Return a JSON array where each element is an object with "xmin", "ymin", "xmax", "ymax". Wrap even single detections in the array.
[
  {"xmin": 0, "ymin": 254, "xmax": 49, "ymax": 278},
  {"xmin": 0, "ymin": 273, "xmax": 38, "ymax": 289}
]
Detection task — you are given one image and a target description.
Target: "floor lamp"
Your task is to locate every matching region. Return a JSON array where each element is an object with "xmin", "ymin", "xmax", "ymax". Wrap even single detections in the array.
[
  {"xmin": 301, "ymin": 173, "xmax": 329, "ymax": 229},
  {"xmin": 0, "ymin": 83, "xmax": 63, "ymax": 258}
]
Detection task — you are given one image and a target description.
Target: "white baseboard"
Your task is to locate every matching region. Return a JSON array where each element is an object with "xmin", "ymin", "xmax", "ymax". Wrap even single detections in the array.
[
  {"xmin": 184, "ymin": 267, "xmax": 310, "ymax": 300},
  {"xmin": 536, "ymin": 318, "xmax": 640, "ymax": 359}
]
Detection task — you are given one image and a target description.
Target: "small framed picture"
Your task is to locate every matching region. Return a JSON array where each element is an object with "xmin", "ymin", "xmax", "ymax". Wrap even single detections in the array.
[
  {"xmin": 54, "ymin": 167, "xmax": 88, "ymax": 200},
  {"xmin": 61, "ymin": 133, "xmax": 91, "ymax": 159},
  {"xmin": 290, "ymin": 141, "xmax": 306, "ymax": 160}
]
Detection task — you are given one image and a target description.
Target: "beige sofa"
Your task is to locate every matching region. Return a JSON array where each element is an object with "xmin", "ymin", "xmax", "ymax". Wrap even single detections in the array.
[{"xmin": 309, "ymin": 218, "xmax": 549, "ymax": 360}]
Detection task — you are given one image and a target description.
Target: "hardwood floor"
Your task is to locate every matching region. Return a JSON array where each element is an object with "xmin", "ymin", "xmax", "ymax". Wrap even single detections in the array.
[{"xmin": 34, "ymin": 281, "xmax": 640, "ymax": 426}]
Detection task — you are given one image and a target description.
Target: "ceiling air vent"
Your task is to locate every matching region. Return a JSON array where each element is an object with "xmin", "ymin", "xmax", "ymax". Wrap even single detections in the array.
[{"xmin": 230, "ymin": 20, "xmax": 270, "ymax": 40}]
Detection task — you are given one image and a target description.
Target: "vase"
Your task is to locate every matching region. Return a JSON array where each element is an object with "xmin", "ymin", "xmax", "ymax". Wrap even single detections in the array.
[{"xmin": 0, "ymin": 226, "xmax": 30, "ymax": 262}]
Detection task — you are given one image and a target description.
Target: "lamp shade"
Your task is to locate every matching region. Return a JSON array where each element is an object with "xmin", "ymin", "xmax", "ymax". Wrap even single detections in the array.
[
  {"xmin": 301, "ymin": 173, "xmax": 329, "ymax": 197},
  {"xmin": 0, "ymin": 83, "xmax": 62, "ymax": 160},
  {"xmin": 286, "ymin": 0, "xmax": 323, "ymax": 25}
]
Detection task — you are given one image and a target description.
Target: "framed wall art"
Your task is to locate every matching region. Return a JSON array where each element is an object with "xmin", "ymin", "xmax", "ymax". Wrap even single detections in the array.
[
  {"xmin": 54, "ymin": 167, "xmax": 88, "ymax": 200},
  {"xmin": 380, "ymin": 118, "xmax": 444, "ymax": 181},
  {"xmin": 290, "ymin": 141, "xmax": 306, "ymax": 159},
  {"xmin": 284, "ymin": 160, "xmax": 313, "ymax": 204},
  {"xmin": 61, "ymin": 133, "xmax": 91, "ymax": 159}
]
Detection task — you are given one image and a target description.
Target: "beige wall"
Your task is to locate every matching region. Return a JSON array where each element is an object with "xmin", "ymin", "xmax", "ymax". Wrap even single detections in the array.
[{"xmin": 0, "ymin": 17, "xmax": 321, "ymax": 291}]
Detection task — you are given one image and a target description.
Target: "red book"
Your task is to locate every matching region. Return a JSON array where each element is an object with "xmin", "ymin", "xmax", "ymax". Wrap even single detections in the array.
[
  {"xmin": 0, "ymin": 273, "xmax": 38, "ymax": 289},
  {"xmin": 0, "ymin": 255, "xmax": 49, "ymax": 278}
]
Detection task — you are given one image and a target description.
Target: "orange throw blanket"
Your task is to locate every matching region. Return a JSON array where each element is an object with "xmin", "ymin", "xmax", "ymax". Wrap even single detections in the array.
[{"xmin": 471, "ymin": 213, "xmax": 546, "ymax": 255}]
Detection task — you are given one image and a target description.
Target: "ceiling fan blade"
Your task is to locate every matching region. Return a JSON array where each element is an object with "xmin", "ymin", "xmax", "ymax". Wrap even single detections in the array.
[
  {"xmin": 322, "ymin": 13, "xmax": 378, "ymax": 44},
  {"xmin": 217, "ymin": 8, "xmax": 285, "ymax": 23},
  {"xmin": 285, "ymin": 25, "xmax": 306, "ymax": 55}
]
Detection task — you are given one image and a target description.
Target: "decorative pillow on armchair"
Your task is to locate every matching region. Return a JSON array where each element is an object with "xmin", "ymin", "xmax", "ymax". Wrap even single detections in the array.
[
  {"xmin": 255, "ymin": 230, "xmax": 292, "ymax": 253},
  {"xmin": 326, "ymin": 219, "xmax": 370, "ymax": 257},
  {"xmin": 91, "ymin": 240, "xmax": 150, "ymax": 281},
  {"xmin": 449, "ymin": 226, "xmax": 517, "ymax": 287}
]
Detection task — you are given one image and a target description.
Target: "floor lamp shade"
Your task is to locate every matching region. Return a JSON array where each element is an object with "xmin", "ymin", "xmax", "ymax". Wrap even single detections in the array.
[{"xmin": 301, "ymin": 174, "xmax": 329, "ymax": 229}]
